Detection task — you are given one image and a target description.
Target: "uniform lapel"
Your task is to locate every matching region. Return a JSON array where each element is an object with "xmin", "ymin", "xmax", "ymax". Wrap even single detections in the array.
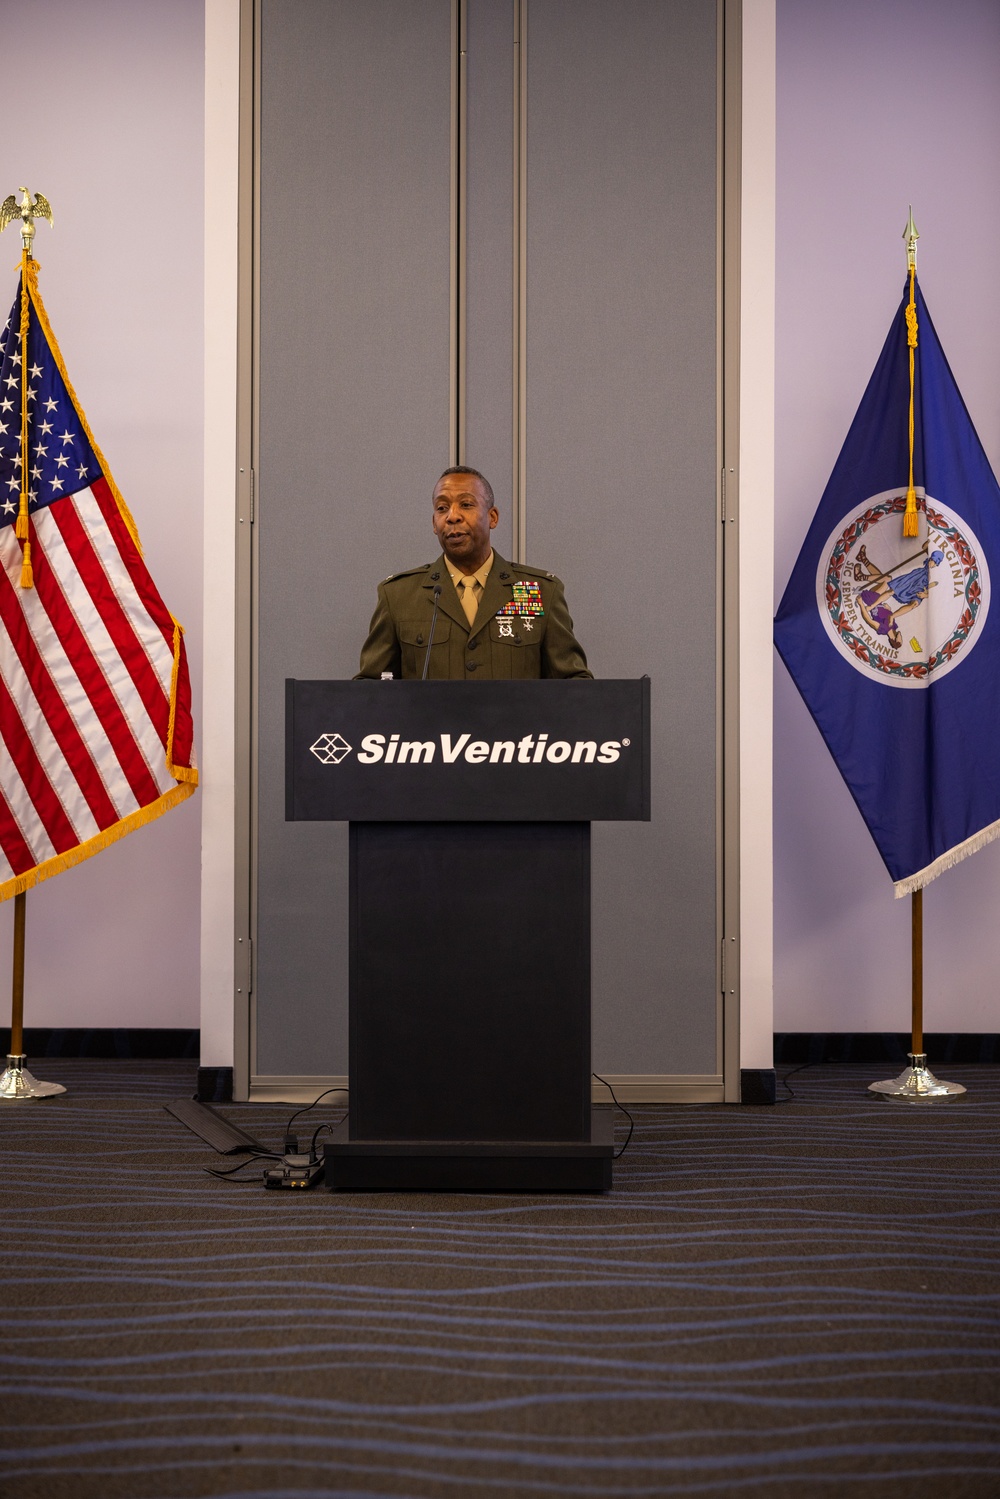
[
  {"xmin": 469, "ymin": 552, "xmax": 514, "ymax": 642},
  {"xmin": 422, "ymin": 555, "xmax": 468, "ymax": 634}
]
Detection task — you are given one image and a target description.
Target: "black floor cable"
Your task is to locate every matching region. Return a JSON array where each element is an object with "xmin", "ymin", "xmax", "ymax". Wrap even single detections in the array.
[
  {"xmin": 284, "ymin": 1087, "xmax": 349, "ymax": 1139},
  {"xmin": 776, "ymin": 1062, "xmax": 814, "ymax": 1103},
  {"xmin": 202, "ymin": 1089, "xmax": 350, "ymax": 1185},
  {"xmin": 204, "ymin": 1152, "xmax": 281, "ymax": 1183},
  {"xmin": 311, "ymin": 1117, "xmax": 347, "ymax": 1156},
  {"xmin": 592, "ymin": 1072, "xmax": 634, "ymax": 1158}
]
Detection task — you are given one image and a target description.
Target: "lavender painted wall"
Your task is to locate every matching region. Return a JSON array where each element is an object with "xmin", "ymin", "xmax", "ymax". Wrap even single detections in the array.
[
  {"xmin": 775, "ymin": 0, "xmax": 1000, "ymax": 1032},
  {"xmin": 0, "ymin": 0, "xmax": 203, "ymax": 1028}
]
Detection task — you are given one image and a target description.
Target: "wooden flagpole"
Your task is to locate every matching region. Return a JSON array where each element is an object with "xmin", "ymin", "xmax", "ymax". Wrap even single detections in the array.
[
  {"xmin": 869, "ymin": 882, "xmax": 963, "ymax": 1100},
  {"xmin": 911, "ymin": 889, "xmax": 923, "ymax": 1056},
  {"xmin": 10, "ymin": 891, "xmax": 25, "ymax": 1058},
  {"xmin": 0, "ymin": 890, "xmax": 65, "ymax": 1098}
]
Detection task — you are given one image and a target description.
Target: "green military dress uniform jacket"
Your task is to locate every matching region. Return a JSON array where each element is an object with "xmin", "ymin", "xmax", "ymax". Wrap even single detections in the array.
[{"xmin": 355, "ymin": 552, "xmax": 593, "ymax": 680}]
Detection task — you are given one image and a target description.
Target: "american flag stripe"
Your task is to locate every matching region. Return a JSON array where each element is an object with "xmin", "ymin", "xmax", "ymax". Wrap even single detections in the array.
[
  {"xmin": 10, "ymin": 526, "xmax": 161, "ymax": 810},
  {"xmin": 36, "ymin": 509, "xmax": 174, "ymax": 797},
  {"xmin": 81, "ymin": 484, "xmax": 175, "ymax": 690},
  {"xmin": 89, "ymin": 474, "xmax": 195, "ymax": 772},
  {"xmin": 0, "ymin": 651, "xmax": 102, "ymax": 845},
  {"xmin": 0, "ymin": 561, "xmax": 121, "ymax": 830},
  {"xmin": 90, "ymin": 477, "xmax": 176, "ymax": 656},
  {"xmin": 0, "ymin": 787, "xmax": 35, "ymax": 880},
  {"xmin": 0, "ymin": 671, "xmax": 80, "ymax": 856},
  {"xmin": 47, "ymin": 498, "xmax": 172, "ymax": 745},
  {"xmin": 0, "ymin": 538, "xmax": 142, "ymax": 819}
]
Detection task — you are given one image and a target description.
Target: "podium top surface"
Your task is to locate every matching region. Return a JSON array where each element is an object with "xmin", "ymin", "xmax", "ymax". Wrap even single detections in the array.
[{"xmin": 286, "ymin": 678, "xmax": 650, "ymax": 822}]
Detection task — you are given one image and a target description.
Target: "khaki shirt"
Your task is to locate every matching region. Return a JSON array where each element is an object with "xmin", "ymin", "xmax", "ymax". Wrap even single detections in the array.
[
  {"xmin": 444, "ymin": 549, "xmax": 495, "ymax": 624},
  {"xmin": 355, "ymin": 551, "xmax": 593, "ymax": 680}
]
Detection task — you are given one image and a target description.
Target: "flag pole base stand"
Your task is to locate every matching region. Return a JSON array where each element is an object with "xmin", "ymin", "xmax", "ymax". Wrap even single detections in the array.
[
  {"xmin": 868, "ymin": 1052, "xmax": 966, "ymax": 1102},
  {"xmin": 0, "ymin": 1054, "xmax": 66, "ymax": 1100}
]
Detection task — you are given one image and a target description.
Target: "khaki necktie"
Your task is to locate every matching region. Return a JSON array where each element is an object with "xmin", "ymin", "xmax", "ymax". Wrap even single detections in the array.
[{"xmin": 458, "ymin": 576, "xmax": 479, "ymax": 626}]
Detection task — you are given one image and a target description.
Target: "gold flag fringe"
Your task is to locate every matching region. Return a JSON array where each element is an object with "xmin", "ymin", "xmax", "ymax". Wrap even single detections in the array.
[
  {"xmin": 166, "ymin": 619, "xmax": 197, "ymax": 784},
  {"xmin": 0, "ymin": 781, "xmax": 196, "ymax": 904},
  {"xmin": 893, "ymin": 816, "xmax": 1000, "ymax": 898}
]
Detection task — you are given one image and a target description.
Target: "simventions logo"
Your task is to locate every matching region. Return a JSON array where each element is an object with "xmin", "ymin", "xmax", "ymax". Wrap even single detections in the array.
[{"xmin": 353, "ymin": 732, "xmax": 631, "ymax": 765}]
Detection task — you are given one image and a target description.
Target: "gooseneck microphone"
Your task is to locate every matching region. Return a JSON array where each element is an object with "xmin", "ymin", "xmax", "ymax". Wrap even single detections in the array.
[{"xmin": 421, "ymin": 586, "xmax": 443, "ymax": 680}]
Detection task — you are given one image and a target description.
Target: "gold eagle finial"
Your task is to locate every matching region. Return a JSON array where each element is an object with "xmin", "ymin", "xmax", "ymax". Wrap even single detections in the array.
[
  {"xmin": 903, "ymin": 206, "xmax": 919, "ymax": 271},
  {"xmin": 0, "ymin": 188, "xmax": 54, "ymax": 254}
]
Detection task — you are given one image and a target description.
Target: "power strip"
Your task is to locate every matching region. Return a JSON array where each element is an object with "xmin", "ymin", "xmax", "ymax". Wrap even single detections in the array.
[{"xmin": 263, "ymin": 1153, "xmax": 324, "ymax": 1189}]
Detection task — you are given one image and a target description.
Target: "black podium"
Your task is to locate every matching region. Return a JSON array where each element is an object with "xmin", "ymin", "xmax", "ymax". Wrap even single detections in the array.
[{"xmin": 286, "ymin": 678, "xmax": 650, "ymax": 1191}]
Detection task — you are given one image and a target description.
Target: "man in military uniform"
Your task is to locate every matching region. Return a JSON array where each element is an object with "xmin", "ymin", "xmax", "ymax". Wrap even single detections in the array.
[{"xmin": 356, "ymin": 466, "xmax": 593, "ymax": 680}]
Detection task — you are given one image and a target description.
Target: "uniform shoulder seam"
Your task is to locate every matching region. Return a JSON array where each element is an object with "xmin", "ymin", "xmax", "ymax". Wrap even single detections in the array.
[{"xmin": 382, "ymin": 563, "xmax": 433, "ymax": 583}]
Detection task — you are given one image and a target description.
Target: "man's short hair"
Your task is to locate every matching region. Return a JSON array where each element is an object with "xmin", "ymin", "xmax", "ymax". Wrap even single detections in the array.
[{"xmin": 436, "ymin": 465, "xmax": 496, "ymax": 511}]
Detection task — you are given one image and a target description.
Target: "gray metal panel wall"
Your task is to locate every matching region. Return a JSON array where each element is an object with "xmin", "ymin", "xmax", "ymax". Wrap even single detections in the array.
[
  {"xmin": 251, "ymin": 0, "xmax": 721, "ymax": 1086},
  {"xmin": 464, "ymin": 0, "xmax": 514, "ymax": 554},
  {"xmin": 255, "ymin": 0, "xmax": 452, "ymax": 1075},
  {"xmin": 525, "ymin": 0, "xmax": 719, "ymax": 1073}
]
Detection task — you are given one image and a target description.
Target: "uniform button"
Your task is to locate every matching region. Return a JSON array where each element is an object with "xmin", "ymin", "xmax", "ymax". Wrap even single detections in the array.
[
  {"xmin": 514, "ymin": 634, "xmax": 522, "ymax": 644},
  {"xmin": 466, "ymin": 661, "xmax": 478, "ymax": 671},
  {"xmin": 416, "ymin": 633, "xmax": 424, "ymax": 645},
  {"xmin": 468, "ymin": 638, "xmax": 479, "ymax": 650}
]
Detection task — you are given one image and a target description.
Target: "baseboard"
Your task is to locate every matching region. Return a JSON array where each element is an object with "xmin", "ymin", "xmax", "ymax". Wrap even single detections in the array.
[
  {"xmin": 590, "ymin": 1074, "xmax": 725, "ymax": 1103},
  {"xmin": 0, "ymin": 1027, "xmax": 199, "ymax": 1059},
  {"xmin": 774, "ymin": 1033, "xmax": 1000, "ymax": 1065},
  {"xmin": 248, "ymin": 1074, "xmax": 726, "ymax": 1105},
  {"xmin": 249, "ymin": 1075, "xmax": 350, "ymax": 1104},
  {"xmin": 740, "ymin": 1068, "xmax": 776, "ymax": 1105},
  {"xmin": 196, "ymin": 1066, "xmax": 234, "ymax": 1103}
]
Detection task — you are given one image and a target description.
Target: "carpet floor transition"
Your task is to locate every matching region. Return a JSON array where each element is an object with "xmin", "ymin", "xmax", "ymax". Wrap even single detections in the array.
[{"xmin": 1, "ymin": 1059, "xmax": 999, "ymax": 1498}]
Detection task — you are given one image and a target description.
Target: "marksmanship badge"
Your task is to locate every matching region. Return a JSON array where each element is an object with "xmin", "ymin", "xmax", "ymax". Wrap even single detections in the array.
[{"xmin": 816, "ymin": 487, "xmax": 989, "ymax": 688}]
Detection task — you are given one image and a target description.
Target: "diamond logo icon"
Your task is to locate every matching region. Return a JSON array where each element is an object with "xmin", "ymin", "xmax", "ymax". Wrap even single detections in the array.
[{"xmin": 309, "ymin": 732, "xmax": 353, "ymax": 765}]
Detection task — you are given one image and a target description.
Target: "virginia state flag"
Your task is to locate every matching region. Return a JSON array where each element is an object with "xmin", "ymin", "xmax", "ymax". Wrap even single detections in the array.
[{"xmin": 775, "ymin": 275, "xmax": 1000, "ymax": 895}]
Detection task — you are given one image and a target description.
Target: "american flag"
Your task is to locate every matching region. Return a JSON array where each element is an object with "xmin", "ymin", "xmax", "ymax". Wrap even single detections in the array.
[{"xmin": 0, "ymin": 264, "xmax": 196, "ymax": 900}]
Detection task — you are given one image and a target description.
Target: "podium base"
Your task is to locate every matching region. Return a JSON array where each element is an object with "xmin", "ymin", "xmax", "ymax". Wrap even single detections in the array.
[{"xmin": 323, "ymin": 1106, "xmax": 614, "ymax": 1193}]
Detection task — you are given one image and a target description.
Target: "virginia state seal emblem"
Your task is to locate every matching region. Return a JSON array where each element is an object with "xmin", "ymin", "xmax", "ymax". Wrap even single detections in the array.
[{"xmin": 816, "ymin": 487, "xmax": 989, "ymax": 688}]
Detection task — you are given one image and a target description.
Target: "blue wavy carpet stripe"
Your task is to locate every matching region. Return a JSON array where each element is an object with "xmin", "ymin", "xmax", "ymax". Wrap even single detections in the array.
[{"xmin": 1, "ymin": 1059, "xmax": 999, "ymax": 1497}]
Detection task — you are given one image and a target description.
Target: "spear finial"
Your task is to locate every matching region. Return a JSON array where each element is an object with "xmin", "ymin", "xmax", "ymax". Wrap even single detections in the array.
[
  {"xmin": 0, "ymin": 188, "xmax": 54, "ymax": 256},
  {"xmin": 903, "ymin": 206, "xmax": 919, "ymax": 271}
]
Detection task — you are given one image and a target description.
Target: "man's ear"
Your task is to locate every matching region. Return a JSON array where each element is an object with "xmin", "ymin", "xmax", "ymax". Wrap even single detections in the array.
[{"xmin": 489, "ymin": 508, "xmax": 499, "ymax": 531}]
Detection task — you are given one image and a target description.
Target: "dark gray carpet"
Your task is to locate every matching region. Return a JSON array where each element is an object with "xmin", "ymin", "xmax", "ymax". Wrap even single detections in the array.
[{"xmin": 1, "ymin": 1059, "xmax": 999, "ymax": 1497}]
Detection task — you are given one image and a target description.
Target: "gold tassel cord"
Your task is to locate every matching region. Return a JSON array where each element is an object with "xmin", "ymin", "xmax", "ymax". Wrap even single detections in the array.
[
  {"xmin": 903, "ymin": 263, "xmax": 919, "ymax": 538},
  {"xmin": 16, "ymin": 248, "xmax": 34, "ymax": 586}
]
